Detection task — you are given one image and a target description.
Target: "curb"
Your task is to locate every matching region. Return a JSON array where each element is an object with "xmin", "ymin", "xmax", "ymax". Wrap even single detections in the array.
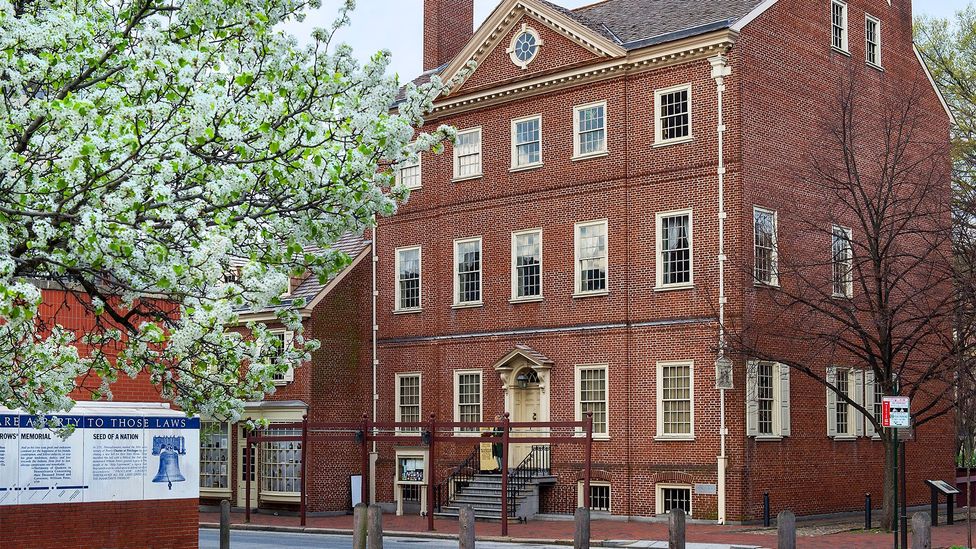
[{"xmin": 200, "ymin": 522, "xmax": 616, "ymax": 546}]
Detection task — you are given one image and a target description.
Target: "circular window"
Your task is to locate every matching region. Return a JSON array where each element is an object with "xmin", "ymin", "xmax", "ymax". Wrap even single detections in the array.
[{"xmin": 508, "ymin": 25, "xmax": 542, "ymax": 69}]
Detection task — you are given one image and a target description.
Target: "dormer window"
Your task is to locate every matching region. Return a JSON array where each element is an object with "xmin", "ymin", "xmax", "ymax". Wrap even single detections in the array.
[{"xmin": 507, "ymin": 24, "xmax": 542, "ymax": 69}]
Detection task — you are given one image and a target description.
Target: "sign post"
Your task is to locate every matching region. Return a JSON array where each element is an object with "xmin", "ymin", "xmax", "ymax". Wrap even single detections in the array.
[{"xmin": 882, "ymin": 395, "xmax": 911, "ymax": 549}]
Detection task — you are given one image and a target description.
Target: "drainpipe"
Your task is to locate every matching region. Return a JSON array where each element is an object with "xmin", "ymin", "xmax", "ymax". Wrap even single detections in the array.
[
  {"xmin": 370, "ymin": 224, "xmax": 379, "ymax": 505},
  {"xmin": 709, "ymin": 53, "xmax": 732, "ymax": 526}
]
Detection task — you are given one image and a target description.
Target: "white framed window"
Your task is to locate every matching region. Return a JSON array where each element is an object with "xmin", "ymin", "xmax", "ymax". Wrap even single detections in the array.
[
  {"xmin": 865, "ymin": 370, "xmax": 884, "ymax": 438},
  {"xmin": 396, "ymin": 153, "xmax": 422, "ymax": 190},
  {"xmin": 827, "ymin": 367, "xmax": 864, "ymax": 439},
  {"xmin": 656, "ymin": 483, "xmax": 692, "ymax": 516},
  {"xmin": 573, "ymin": 101, "xmax": 607, "ymax": 158},
  {"xmin": 511, "ymin": 115, "xmax": 542, "ymax": 170},
  {"xmin": 453, "ymin": 237, "xmax": 482, "ymax": 306},
  {"xmin": 395, "ymin": 246, "xmax": 422, "ymax": 312},
  {"xmin": 745, "ymin": 361, "xmax": 791, "ymax": 438},
  {"xmin": 508, "ymin": 24, "xmax": 542, "ymax": 69},
  {"xmin": 654, "ymin": 84, "xmax": 692, "ymax": 145},
  {"xmin": 575, "ymin": 364, "xmax": 609, "ymax": 438},
  {"xmin": 396, "ymin": 373, "xmax": 422, "ymax": 433},
  {"xmin": 453, "ymin": 127, "xmax": 482, "ymax": 181},
  {"xmin": 200, "ymin": 421, "xmax": 230, "ymax": 492},
  {"xmin": 261, "ymin": 425, "xmax": 302, "ymax": 494},
  {"xmin": 574, "ymin": 220, "xmax": 608, "ymax": 296},
  {"xmin": 831, "ymin": 0, "xmax": 849, "ymax": 52},
  {"xmin": 865, "ymin": 15, "xmax": 882, "ymax": 67},
  {"xmin": 831, "ymin": 225, "xmax": 853, "ymax": 298},
  {"xmin": 753, "ymin": 207, "xmax": 778, "ymax": 286},
  {"xmin": 656, "ymin": 210, "xmax": 693, "ymax": 289},
  {"xmin": 266, "ymin": 330, "xmax": 295, "ymax": 385},
  {"xmin": 511, "ymin": 229, "xmax": 542, "ymax": 300},
  {"xmin": 454, "ymin": 370, "xmax": 482, "ymax": 433},
  {"xmin": 656, "ymin": 361, "xmax": 694, "ymax": 440},
  {"xmin": 578, "ymin": 481, "xmax": 612, "ymax": 513}
]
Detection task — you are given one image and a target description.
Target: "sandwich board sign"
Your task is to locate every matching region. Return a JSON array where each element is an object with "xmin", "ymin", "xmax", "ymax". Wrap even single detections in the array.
[{"xmin": 881, "ymin": 396, "xmax": 911, "ymax": 428}]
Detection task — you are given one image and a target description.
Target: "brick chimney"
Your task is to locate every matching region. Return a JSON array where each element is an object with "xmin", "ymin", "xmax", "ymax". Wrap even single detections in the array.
[{"xmin": 423, "ymin": 0, "xmax": 474, "ymax": 71}]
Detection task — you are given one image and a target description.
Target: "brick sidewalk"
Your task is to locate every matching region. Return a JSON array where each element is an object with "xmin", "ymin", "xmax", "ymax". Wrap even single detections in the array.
[{"xmin": 199, "ymin": 511, "xmax": 974, "ymax": 548}]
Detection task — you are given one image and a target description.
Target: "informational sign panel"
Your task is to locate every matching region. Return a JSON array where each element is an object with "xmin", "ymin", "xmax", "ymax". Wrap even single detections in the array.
[
  {"xmin": 882, "ymin": 396, "xmax": 911, "ymax": 428},
  {"xmin": 0, "ymin": 403, "xmax": 199, "ymax": 506}
]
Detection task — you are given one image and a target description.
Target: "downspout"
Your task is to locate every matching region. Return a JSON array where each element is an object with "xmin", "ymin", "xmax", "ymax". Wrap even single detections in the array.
[
  {"xmin": 709, "ymin": 53, "xmax": 732, "ymax": 525},
  {"xmin": 370, "ymin": 224, "xmax": 379, "ymax": 505}
]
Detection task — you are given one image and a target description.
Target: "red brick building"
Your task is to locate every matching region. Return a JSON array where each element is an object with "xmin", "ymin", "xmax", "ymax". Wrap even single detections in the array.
[{"xmin": 200, "ymin": 0, "xmax": 957, "ymax": 524}]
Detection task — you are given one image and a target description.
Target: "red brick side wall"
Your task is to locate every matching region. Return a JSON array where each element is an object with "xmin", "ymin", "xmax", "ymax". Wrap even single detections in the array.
[
  {"xmin": 423, "ymin": 0, "xmax": 474, "ymax": 72},
  {"xmin": 0, "ymin": 499, "xmax": 198, "ymax": 549}
]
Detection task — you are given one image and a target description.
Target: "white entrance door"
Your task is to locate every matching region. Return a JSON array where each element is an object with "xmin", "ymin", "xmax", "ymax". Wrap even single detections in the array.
[
  {"xmin": 511, "ymin": 384, "xmax": 542, "ymax": 466},
  {"xmin": 236, "ymin": 425, "xmax": 258, "ymax": 509}
]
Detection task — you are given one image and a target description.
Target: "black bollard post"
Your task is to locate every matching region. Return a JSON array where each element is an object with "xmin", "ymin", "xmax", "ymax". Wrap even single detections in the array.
[
  {"xmin": 865, "ymin": 493, "xmax": 872, "ymax": 529},
  {"xmin": 763, "ymin": 492, "xmax": 771, "ymax": 527}
]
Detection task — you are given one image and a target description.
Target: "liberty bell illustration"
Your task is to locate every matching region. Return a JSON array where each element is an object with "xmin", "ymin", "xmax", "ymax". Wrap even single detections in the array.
[{"xmin": 152, "ymin": 435, "xmax": 187, "ymax": 489}]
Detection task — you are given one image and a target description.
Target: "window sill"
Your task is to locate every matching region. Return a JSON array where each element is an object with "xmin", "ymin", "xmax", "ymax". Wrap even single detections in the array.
[
  {"xmin": 510, "ymin": 162, "xmax": 543, "ymax": 173},
  {"xmin": 831, "ymin": 46, "xmax": 851, "ymax": 57},
  {"xmin": 201, "ymin": 488, "xmax": 232, "ymax": 498},
  {"xmin": 831, "ymin": 292, "xmax": 853, "ymax": 300},
  {"xmin": 510, "ymin": 296, "xmax": 544, "ymax": 304},
  {"xmin": 453, "ymin": 430, "xmax": 482, "ymax": 437},
  {"xmin": 754, "ymin": 435, "xmax": 784, "ymax": 442},
  {"xmin": 452, "ymin": 174, "xmax": 483, "ymax": 183},
  {"xmin": 573, "ymin": 433, "xmax": 611, "ymax": 441},
  {"xmin": 831, "ymin": 435, "xmax": 858, "ymax": 441},
  {"xmin": 572, "ymin": 291, "xmax": 609, "ymax": 299},
  {"xmin": 572, "ymin": 151, "xmax": 609, "ymax": 162},
  {"xmin": 654, "ymin": 283, "xmax": 694, "ymax": 292},
  {"xmin": 654, "ymin": 435, "xmax": 695, "ymax": 442},
  {"xmin": 260, "ymin": 491, "xmax": 301, "ymax": 503},
  {"xmin": 402, "ymin": 185, "xmax": 422, "ymax": 191},
  {"xmin": 452, "ymin": 302, "xmax": 483, "ymax": 309},
  {"xmin": 754, "ymin": 281, "xmax": 780, "ymax": 289},
  {"xmin": 867, "ymin": 62, "xmax": 884, "ymax": 72},
  {"xmin": 653, "ymin": 136, "xmax": 694, "ymax": 148},
  {"xmin": 272, "ymin": 380, "xmax": 293, "ymax": 387},
  {"xmin": 393, "ymin": 308, "xmax": 423, "ymax": 315}
]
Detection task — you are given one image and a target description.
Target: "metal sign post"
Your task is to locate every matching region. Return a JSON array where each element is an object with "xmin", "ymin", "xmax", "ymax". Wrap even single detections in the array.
[{"xmin": 882, "ymin": 395, "xmax": 911, "ymax": 549}]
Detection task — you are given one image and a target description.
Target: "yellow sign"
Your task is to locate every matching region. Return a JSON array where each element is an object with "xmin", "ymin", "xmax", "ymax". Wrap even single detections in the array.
[{"xmin": 479, "ymin": 427, "xmax": 498, "ymax": 472}]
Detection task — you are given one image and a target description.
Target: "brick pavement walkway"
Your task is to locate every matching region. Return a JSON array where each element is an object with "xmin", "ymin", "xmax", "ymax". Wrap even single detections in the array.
[{"xmin": 200, "ymin": 510, "xmax": 974, "ymax": 548}]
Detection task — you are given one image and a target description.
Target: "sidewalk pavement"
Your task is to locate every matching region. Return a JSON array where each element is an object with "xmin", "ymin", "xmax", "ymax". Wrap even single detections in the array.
[{"xmin": 199, "ymin": 510, "xmax": 975, "ymax": 548}]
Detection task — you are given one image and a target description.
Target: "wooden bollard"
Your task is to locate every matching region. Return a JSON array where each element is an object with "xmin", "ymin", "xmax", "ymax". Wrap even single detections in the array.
[
  {"xmin": 777, "ymin": 510, "xmax": 796, "ymax": 549},
  {"xmin": 352, "ymin": 503, "xmax": 368, "ymax": 549},
  {"xmin": 459, "ymin": 505, "xmax": 476, "ymax": 549},
  {"xmin": 574, "ymin": 507, "xmax": 591, "ymax": 549},
  {"xmin": 367, "ymin": 504, "xmax": 383, "ymax": 549},
  {"xmin": 219, "ymin": 499, "xmax": 231, "ymax": 549},
  {"xmin": 911, "ymin": 512, "xmax": 932, "ymax": 549},
  {"xmin": 668, "ymin": 508, "xmax": 686, "ymax": 549}
]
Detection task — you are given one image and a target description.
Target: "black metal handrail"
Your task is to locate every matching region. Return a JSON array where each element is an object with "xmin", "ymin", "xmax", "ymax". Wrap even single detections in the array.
[
  {"xmin": 507, "ymin": 445, "xmax": 551, "ymax": 517},
  {"xmin": 434, "ymin": 447, "xmax": 480, "ymax": 512}
]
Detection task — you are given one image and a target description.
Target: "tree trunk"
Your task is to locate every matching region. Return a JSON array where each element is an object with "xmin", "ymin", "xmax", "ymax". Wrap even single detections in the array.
[{"xmin": 883, "ymin": 437, "xmax": 897, "ymax": 532}]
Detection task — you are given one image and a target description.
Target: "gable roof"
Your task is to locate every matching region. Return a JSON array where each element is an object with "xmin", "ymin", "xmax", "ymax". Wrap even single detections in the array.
[{"xmin": 554, "ymin": 0, "xmax": 765, "ymax": 49}]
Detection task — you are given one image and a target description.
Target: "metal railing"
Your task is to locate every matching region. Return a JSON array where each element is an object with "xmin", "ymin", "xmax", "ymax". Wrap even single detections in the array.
[
  {"xmin": 434, "ymin": 447, "xmax": 480, "ymax": 512},
  {"xmin": 507, "ymin": 445, "xmax": 551, "ymax": 517}
]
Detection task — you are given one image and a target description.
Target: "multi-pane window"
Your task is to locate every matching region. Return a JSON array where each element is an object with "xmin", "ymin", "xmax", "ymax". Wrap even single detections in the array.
[
  {"xmin": 456, "ymin": 371, "xmax": 482, "ymax": 432},
  {"xmin": 588, "ymin": 484, "xmax": 611, "ymax": 512},
  {"xmin": 397, "ymin": 374, "xmax": 421, "ymax": 432},
  {"xmin": 454, "ymin": 238, "xmax": 482, "ymax": 305},
  {"xmin": 658, "ymin": 362, "xmax": 693, "ymax": 437},
  {"xmin": 753, "ymin": 208, "xmax": 777, "ymax": 285},
  {"xmin": 397, "ymin": 155, "xmax": 421, "ymax": 189},
  {"xmin": 655, "ymin": 85, "xmax": 691, "ymax": 144},
  {"xmin": 241, "ymin": 444, "xmax": 255, "ymax": 483},
  {"xmin": 866, "ymin": 15, "xmax": 881, "ymax": 66},
  {"xmin": 261, "ymin": 427, "xmax": 302, "ymax": 494},
  {"xmin": 578, "ymin": 365, "xmax": 608, "ymax": 437},
  {"xmin": 832, "ymin": 0, "xmax": 848, "ymax": 52},
  {"xmin": 395, "ymin": 247, "xmax": 421, "ymax": 311},
  {"xmin": 574, "ymin": 102, "xmax": 607, "ymax": 157},
  {"xmin": 267, "ymin": 331, "xmax": 294, "ymax": 384},
  {"xmin": 200, "ymin": 422, "xmax": 229, "ymax": 490},
  {"xmin": 757, "ymin": 362, "xmax": 775, "ymax": 436},
  {"xmin": 575, "ymin": 220, "xmax": 608, "ymax": 294},
  {"xmin": 832, "ymin": 225, "xmax": 853, "ymax": 297},
  {"xmin": 874, "ymin": 377, "xmax": 884, "ymax": 424},
  {"xmin": 454, "ymin": 128, "xmax": 482, "ymax": 180},
  {"xmin": 512, "ymin": 230, "xmax": 542, "ymax": 299},
  {"xmin": 835, "ymin": 369, "xmax": 851, "ymax": 435},
  {"xmin": 512, "ymin": 115, "xmax": 542, "ymax": 168},
  {"xmin": 659, "ymin": 485, "xmax": 692, "ymax": 515},
  {"xmin": 658, "ymin": 211, "xmax": 692, "ymax": 287}
]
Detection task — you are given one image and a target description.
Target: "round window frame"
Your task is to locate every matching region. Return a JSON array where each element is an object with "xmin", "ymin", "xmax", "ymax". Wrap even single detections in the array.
[{"xmin": 507, "ymin": 24, "xmax": 543, "ymax": 69}]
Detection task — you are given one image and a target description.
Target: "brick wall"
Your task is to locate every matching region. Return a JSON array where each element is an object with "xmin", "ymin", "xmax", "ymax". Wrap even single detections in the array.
[{"xmin": 0, "ymin": 499, "xmax": 198, "ymax": 549}]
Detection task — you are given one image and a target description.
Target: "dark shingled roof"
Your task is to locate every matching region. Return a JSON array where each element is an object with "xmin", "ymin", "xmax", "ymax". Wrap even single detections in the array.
[{"xmin": 553, "ymin": 0, "xmax": 765, "ymax": 49}]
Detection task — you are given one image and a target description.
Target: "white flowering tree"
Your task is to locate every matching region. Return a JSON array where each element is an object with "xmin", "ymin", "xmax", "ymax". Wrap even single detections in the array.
[{"xmin": 0, "ymin": 0, "xmax": 453, "ymax": 421}]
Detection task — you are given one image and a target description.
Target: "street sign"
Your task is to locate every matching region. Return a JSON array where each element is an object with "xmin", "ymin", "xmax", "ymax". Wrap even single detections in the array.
[{"xmin": 882, "ymin": 396, "xmax": 911, "ymax": 428}]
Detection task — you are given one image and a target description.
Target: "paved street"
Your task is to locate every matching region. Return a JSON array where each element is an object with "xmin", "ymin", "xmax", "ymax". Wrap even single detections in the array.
[{"xmin": 199, "ymin": 529, "xmax": 569, "ymax": 549}]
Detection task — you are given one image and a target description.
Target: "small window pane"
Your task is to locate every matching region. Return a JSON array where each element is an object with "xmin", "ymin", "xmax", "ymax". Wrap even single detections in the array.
[
  {"xmin": 580, "ymin": 367, "xmax": 608, "ymax": 436},
  {"xmin": 514, "ymin": 117, "xmax": 541, "ymax": 167},
  {"xmin": 757, "ymin": 363, "xmax": 775, "ymax": 436},
  {"xmin": 399, "ymin": 160, "xmax": 421, "ymax": 189},
  {"xmin": 590, "ymin": 484, "xmax": 611, "ymax": 512},
  {"xmin": 866, "ymin": 17, "xmax": 880, "ymax": 65},
  {"xmin": 662, "ymin": 364, "xmax": 692, "ymax": 435},
  {"xmin": 832, "ymin": 2, "xmax": 848, "ymax": 50},
  {"xmin": 836, "ymin": 370, "xmax": 850, "ymax": 435},
  {"xmin": 456, "ymin": 130, "xmax": 482, "ymax": 178},
  {"xmin": 457, "ymin": 373, "xmax": 482, "ymax": 431},
  {"xmin": 662, "ymin": 487, "xmax": 691, "ymax": 514},
  {"xmin": 577, "ymin": 104, "xmax": 606, "ymax": 156},
  {"xmin": 398, "ymin": 375, "xmax": 421, "ymax": 432},
  {"xmin": 661, "ymin": 214, "xmax": 691, "ymax": 286},
  {"xmin": 515, "ymin": 231, "xmax": 541, "ymax": 298},
  {"xmin": 658, "ymin": 89, "xmax": 690, "ymax": 142},
  {"xmin": 456, "ymin": 240, "xmax": 481, "ymax": 304},
  {"xmin": 397, "ymin": 248, "xmax": 421, "ymax": 310},
  {"xmin": 754, "ymin": 209, "xmax": 776, "ymax": 285},
  {"xmin": 832, "ymin": 226, "xmax": 852, "ymax": 297},
  {"xmin": 577, "ymin": 223, "xmax": 607, "ymax": 293}
]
